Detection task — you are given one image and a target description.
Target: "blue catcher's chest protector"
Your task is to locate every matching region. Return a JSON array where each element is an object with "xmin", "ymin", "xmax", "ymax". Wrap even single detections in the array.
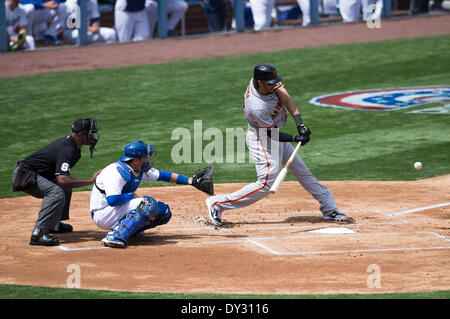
[{"xmin": 116, "ymin": 161, "xmax": 143, "ymax": 193}]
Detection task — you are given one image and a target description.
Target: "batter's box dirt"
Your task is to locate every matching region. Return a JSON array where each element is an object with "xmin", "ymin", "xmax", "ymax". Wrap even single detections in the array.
[
  {"xmin": 245, "ymin": 231, "xmax": 450, "ymax": 256},
  {"xmin": 1, "ymin": 176, "xmax": 449, "ymax": 294}
]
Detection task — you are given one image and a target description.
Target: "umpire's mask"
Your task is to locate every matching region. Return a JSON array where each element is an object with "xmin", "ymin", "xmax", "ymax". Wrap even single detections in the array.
[{"xmin": 72, "ymin": 118, "xmax": 101, "ymax": 158}]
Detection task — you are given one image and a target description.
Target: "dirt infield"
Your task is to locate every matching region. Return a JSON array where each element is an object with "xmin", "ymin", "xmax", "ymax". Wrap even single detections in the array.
[
  {"xmin": 1, "ymin": 176, "xmax": 449, "ymax": 294},
  {"xmin": 0, "ymin": 14, "xmax": 449, "ymax": 295}
]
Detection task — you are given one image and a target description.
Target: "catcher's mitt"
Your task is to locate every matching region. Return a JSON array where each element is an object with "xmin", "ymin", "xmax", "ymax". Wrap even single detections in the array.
[{"xmin": 191, "ymin": 166, "xmax": 214, "ymax": 195}]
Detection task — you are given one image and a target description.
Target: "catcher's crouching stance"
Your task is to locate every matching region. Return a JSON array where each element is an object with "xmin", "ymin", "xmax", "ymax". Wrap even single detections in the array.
[{"xmin": 90, "ymin": 140, "xmax": 214, "ymax": 248}]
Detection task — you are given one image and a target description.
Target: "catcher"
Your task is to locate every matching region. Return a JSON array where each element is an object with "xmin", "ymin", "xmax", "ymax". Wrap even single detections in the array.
[{"xmin": 90, "ymin": 140, "xmax": 214, "ymax": 248}]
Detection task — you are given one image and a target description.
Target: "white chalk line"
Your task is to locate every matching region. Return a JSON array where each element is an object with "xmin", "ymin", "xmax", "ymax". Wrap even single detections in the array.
[
  {"xmin": 245, "ymin": 231, "xmax": 450, "ymax": 256},
  {"xmin": 160, "ymin": 221, "xmax": 408, "ymax": 233},
  {"xmin": 247, "ymin": 242, "xmax": 450, "ymax": 256},
  {"xmin": 174, "ymin": 231, "xmax": 449, "ymax": 246},
  {"xmin": 57, "ymin": 245, "xmax": 108, "ymax": 251},
  {"xmin": 55, "ymin": 202, "xmax": 449, "ymax": 252},
  {"xmin": 389, "ymin": 202, "xmax": 450, "ymax": 217},
  {"xmin": 55, "ymin": 231, "xmax": 450, "ymax": 253}
]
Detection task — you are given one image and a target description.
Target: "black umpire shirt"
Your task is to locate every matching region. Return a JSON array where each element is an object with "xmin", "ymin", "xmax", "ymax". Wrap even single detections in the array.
[{"xmin": 22, "ymin": 136, "xmax": 81, "ymax": 182}]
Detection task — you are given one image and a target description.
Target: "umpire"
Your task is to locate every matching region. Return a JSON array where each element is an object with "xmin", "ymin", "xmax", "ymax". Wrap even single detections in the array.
[{"xmin": 12, "ymin": 119, "xmax": 102, "ymax": 246}]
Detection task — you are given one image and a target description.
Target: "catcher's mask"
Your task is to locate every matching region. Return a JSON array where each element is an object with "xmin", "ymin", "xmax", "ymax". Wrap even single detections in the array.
[
  {"xmin": 72, "ymin": 118, "xmax": 100, "ymax": 158},
  {"xmin": 253, "ymin": 63, "xmax": 282, "ymax": 85},
  {"xmin": 120, "ymin": 141, "xmax": 155, "ymax": 172}
]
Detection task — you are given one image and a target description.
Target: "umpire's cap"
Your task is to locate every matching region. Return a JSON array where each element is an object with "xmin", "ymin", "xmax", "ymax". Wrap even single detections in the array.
[
  {"xmin": 120, "ymin": 141, "xmax": 154, "ymax": 162},
  {"xmin": 253, "ymin": 63, "xmax": 282, "ymax": 85}
]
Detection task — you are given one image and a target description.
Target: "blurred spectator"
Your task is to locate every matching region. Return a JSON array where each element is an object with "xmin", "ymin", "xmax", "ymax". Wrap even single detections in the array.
[
  {"xmin": 431, "ymin": 0, "xmax": 449, "ymax": 11},
  {"xmin": 5, "ymin": 0, "xmax": 35, "ymax": 50},
  {"xmin": 145, "ymin": 0, "xmax": 157, "ymax": 37},
  {"xmin": 146, "ymin": 0, "xmax": 188, "ymax": 37},
  {"xmin": 322, "ymin": 0, "xmax": 339, "ymax": 16},
  {"xmin": 295, "ymin": 0, "xmax": 311, "ymax": 26},
  {"xmin": 340, "ymin": 0, "xmax": 383, "ymax": 22},
  {"xmin": 20, "ymin": 0, "xmax": 67, "ymax": 45},
  {"xmin": 64, "ymin": 0, "xmax": 117, "ymax": 44},
  {"xmin": 201, "ymin": 0, "xmax": 228, "ymax": 32},
  {"xmin": 361, "ymin": 0, "xmax": 383, "ymax": 21},
  {"xmin": 409, "ymin": 0, "xmax": 429, "ymax": 14},
  {"xmin": 339, "ymin": 0, "xmax": 361, "ymax": 22},
  {"xmin": 249, "ymin": 0, "xmax": 275, "ymax": 31},
  {"xmin": 115, "ymin": 0, "xmax": 150, "ymax": 42}
]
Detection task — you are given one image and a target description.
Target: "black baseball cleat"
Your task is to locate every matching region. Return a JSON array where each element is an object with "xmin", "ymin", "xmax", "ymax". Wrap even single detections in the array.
[
  {"xmin": 29, "ymin": 228, "xmax": 59, "ymax": 246},
  {"xmin": 49, "ymin": 222, "xmax": 73, "ymax": 233}
]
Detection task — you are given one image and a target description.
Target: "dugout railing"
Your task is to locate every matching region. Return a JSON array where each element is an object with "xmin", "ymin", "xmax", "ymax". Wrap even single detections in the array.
[{"xmin": 0, "ymin": 0, "xmax": 399, "ymax": 52}]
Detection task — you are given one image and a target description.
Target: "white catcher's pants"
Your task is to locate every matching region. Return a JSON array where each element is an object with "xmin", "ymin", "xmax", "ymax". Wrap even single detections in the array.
[
  {"xmin": 208, "ymin": 129, "xmax": 338, "ymax": 215},
  {"xmin": 92, "ymin": 198, "xmax": 144, "ymax": 230}
]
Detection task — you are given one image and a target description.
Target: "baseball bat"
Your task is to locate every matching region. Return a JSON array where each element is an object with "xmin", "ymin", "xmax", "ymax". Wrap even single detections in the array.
[{"xmin": 270, "ymin": 141, "xmax": 302, "ymax": 194}]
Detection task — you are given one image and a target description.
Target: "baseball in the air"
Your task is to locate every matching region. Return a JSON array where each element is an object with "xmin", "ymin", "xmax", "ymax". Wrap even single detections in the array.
[{"xmin": 414, "ymin": 162, "xmax": 422, "ymax": 170}]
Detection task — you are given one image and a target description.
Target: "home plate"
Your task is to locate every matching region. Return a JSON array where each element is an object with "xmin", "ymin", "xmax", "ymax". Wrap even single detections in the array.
[{"xmin": 307, "ymin": 227, "xmax": 355, "ymax": 234}]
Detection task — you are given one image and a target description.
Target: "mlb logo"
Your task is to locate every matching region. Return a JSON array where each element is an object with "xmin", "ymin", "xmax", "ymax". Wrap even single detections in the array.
[{"xmin": 310, "ymin": 86, "xmax": 450, "ymax": 111}]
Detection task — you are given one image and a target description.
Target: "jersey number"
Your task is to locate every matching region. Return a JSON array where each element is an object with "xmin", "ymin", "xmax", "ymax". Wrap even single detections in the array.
[{"xmin": 61, "ymin": 163, "xmax": 70, "ymax": 172}]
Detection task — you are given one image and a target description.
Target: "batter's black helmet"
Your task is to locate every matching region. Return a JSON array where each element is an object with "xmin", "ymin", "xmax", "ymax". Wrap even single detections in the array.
[{"xmin": 253, "ymin": 63, "xmax": 282, "ymax": 85}]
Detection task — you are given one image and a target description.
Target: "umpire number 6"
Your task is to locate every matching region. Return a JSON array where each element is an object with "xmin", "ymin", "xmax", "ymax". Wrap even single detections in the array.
[{"xmin": 61, "ymin": 163, "xmax": 70, "ymax": 172}]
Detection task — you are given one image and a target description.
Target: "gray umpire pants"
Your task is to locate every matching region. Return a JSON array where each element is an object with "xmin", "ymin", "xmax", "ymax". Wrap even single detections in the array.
[{"xmin": 12, "ymin": 166, "xmax": 72, "ymax": 232}]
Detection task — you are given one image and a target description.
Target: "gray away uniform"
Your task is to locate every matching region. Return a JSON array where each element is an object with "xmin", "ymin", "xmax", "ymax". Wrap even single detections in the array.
[{"xmin": 207, "ymin": 79, "xmax": 338, "ymax": 216}]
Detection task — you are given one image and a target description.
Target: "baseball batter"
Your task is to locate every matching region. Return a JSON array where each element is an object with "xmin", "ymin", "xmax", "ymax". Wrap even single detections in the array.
[
  {"xmin": 90, "ymin": 141, "xmax": 214, "ymax": 248},
  {"xmin": 206, "ymin": 63, "xmax": 347, "ymax": 226}
]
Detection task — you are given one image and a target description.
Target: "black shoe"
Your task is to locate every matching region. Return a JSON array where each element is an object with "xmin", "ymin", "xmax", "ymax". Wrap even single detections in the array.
[
  {"xmin": 43, "ymin": 35, "xmax": 62, "ymax": 45},
  {"xmin": 30, "ymin": 228, "xmax": 59, "ymax": 246},
  {"xmin": 167, "ymin": 29, "xmax": 179, "ymax": 37},
  {"xmin": 49, "ymin": 222, "xmax": 73, "ymax": 233}
]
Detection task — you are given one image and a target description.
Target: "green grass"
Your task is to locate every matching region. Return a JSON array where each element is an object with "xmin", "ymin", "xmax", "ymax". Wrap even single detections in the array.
[
  {"xmin": 1, "ymin": 35, "xmax": 449, "ymax": 198},
  {"xmin": 1, "ymin": 284, "xmax": 449, "ymax": 299}
]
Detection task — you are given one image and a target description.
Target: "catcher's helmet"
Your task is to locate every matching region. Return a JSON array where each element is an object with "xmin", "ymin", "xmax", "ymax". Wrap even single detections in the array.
[
  {"xmin": 253, "ymin": 63, "xmax": 282, "ymax": 85},
  {"xmin": 120, "ymin": 141, "xmax": 154, "ymax": 162}
]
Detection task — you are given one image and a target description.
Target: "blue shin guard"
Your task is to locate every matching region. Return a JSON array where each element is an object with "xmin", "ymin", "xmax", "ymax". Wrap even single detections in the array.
[
  {"xmin": 104, "ymin": 196, "xmax": 159, "ymax": 246},
  {"xmin": 142, "ymin": 201, "xmax": 172, "ymax": 231}
]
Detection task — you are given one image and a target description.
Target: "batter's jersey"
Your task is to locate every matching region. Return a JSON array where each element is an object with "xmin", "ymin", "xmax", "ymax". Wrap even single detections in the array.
[
  {"xmin": 90, "ymin": 162, "xmax": 160, "ymax": 212},
  {"xmin": 243, "ymin": 78, "xmax": 287, "ymax": 131},
  {"xmin": 22, "ymin": 136, "xmax": 81, "ymax": 181}
]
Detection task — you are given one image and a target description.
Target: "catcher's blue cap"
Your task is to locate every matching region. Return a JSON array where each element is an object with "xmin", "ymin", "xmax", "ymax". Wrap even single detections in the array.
[{"xmin": 120, "ymin": 141, "xmax": 154, "ymax": 162}]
